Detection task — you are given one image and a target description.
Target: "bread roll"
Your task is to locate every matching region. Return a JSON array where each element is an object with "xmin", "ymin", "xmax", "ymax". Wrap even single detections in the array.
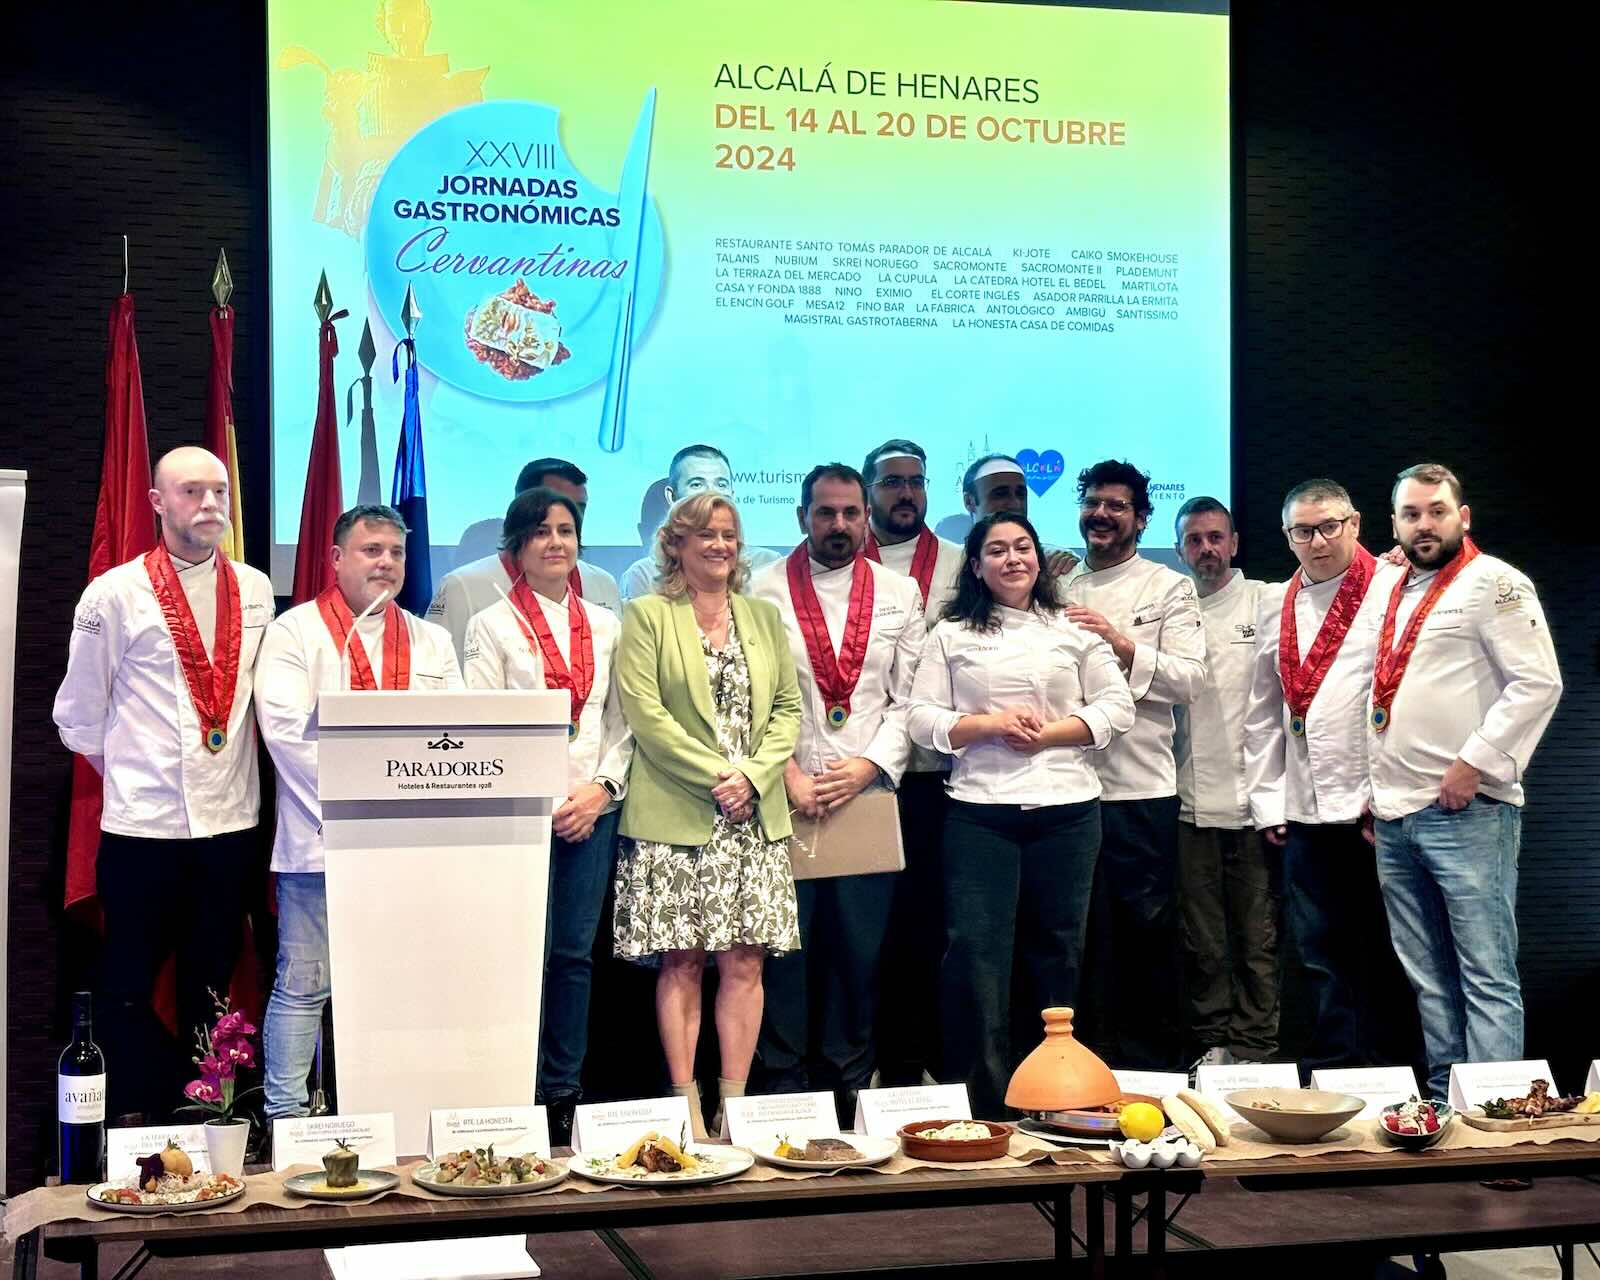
[
  {"xmin": 1178, "ymin": 1088, "xmax": 1231, "ymax": 1147},
  {"xmin": 1161, "ymin": 1094, "xmax": 1217, "ymax": 1153}
]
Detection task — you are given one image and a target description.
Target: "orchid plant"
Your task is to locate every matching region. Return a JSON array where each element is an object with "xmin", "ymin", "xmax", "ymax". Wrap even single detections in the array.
[{"xmin": 180, "ymin": 990, "xmax": 262, "ymax": 1124}]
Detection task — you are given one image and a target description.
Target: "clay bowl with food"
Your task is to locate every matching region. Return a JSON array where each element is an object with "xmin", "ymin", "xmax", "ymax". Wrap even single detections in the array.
[
  {"xmin": 1377, "ymin": 1099, "xmax": 1455, "ymax": 1151},
  {"xmin": 1226, "ymin": 1088, "xmax": 1364, "ymax": 1143},
  {"xmin": 897, "ymin": 1119, "xmax": 1013, "ymax": 1162}
]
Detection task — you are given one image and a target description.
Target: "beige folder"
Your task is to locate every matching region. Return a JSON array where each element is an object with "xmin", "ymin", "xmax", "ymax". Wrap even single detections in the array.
[{"xmin": 788, "ymin": 786, "xmax": 906, "ymax": 881}]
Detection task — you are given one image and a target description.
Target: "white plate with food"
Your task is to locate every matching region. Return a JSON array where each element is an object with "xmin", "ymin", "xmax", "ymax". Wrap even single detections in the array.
[
  {"xmin": 571, "ymin": 1131, "xmax": 754, "ymax": 1186},
  {"xmin": 87, "ymin": 1171, "xmax": 246, "ymax": 1214},
  {"xmin": 756, "ymin": 1135, "xmax": 897, "ymax": 1170},
  {"xmin": 412, "ymin": 1149, "xmax": 568, "ymax": 1196}
]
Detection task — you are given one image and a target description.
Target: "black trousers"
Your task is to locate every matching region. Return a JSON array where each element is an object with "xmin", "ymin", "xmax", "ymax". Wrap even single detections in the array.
[
  {"xmin": 1077, "ymin": 795, "xmax": 1183, "ymax": 1070},
  {"xmin": 1283, "ymin": 820, "xmax": 1422, "ymax": 1074},
  {"xmin": 96, "ymin": 828, "xmax": 255, "ymax": 1122},
  {"xmin": 939, "ymin": 797, "xmax": 1100, "ymax": 1119},
  {"xmin": 757, "ymin": 871, "xmax": 899, "ymax": 1118},
  {"xmin": 875, "ymin": 770, "xmax": 948, "ymax": 1086}
]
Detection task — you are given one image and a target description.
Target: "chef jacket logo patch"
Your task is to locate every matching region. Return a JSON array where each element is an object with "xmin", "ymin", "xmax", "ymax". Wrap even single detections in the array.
[
  {"xmin": 1234, "ymin": 622, "xmax": 1256, "ymax": 642},
  {"xmin": 1494, "ymin": 576, "xmax": 1522, "ymax": 610}
]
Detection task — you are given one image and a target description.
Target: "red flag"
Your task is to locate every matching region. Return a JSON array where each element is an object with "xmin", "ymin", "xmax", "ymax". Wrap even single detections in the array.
[
  {"xmin": 291, "ymin": 309, "xmax": 347, "ymax": 603},
  {"xmin": 65, "ymin": 295, "xmax": 156, "ymax": 912},
  {"xmin": 204, "ymin": 305, "xmax": 246, "ymax": 561}
]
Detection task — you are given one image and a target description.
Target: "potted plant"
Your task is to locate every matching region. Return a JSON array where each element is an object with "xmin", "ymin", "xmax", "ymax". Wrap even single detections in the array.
[{"xmin": 179, "ymin": 991, "xmax": 261, "ymax": 1179}]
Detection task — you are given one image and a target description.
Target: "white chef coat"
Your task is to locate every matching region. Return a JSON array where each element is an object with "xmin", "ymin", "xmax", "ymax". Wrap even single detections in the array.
[
  {"xmin": 619, "ymin": 545, "xmax": 782, "ymax": 602},
  {"xmin": 907, "ymin": 606, "xmax": 1136, "ymax": 806},
  {"xmin": 1366, "ymin": 553, "xmax": 1561, "ymax": 820},
  {"xmin": 253, "ymin": 599, "xmax": 462, "ymax": 874},
  {"xmin": 1175, "ymin": 572, "xmax": 1270, "ymax": 828},
  {"xmin": 866, "ymin": 528, "xmax": 964, "ymax": 775},
  {"xmin": 54, "ymin": 552, "xmax": 275, "ymax": 839},
  {"xmin": 428, "ymin": 552, "xmax": 621, "ymax": 662},
  {"xmin": 1061, "ymin": 554, "xmax": 1208, "ymax": 801},
  {"xmin": 751, "ymin": 556, "xmax": 926, "ymax": 786},
  {"xmin": 462, "ymin": 589, "xmax": 634, "ymax": 809},
  {"xmin": 1243, "ymin": 558, "xmax": 1403, "ymax": 827}
]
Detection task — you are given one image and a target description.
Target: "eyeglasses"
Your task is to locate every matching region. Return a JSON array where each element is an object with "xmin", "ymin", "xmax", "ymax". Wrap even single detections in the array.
[
  {"xmin": 1080, "ymin": 497, "xmax": 1133, "ymax": 515},
  {"xmin": 1285, "ymin": 516, "xmax": 1353, "ymax": 544},
  {"xmin": 871, "ymin": 475, "xmax": 927, "ymax": 492}
]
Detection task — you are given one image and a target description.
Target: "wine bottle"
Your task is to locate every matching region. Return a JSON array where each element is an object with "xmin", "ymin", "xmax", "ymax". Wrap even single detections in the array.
[{"xmin": 58, "ymin": 991, "xmax": 106, "ymax": 1184}]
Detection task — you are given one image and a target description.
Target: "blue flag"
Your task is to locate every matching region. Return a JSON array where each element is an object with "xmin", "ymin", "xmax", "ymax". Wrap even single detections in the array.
[{"xmin": 390, "ymin": 338, "xmax": 432, "ymax": 614}]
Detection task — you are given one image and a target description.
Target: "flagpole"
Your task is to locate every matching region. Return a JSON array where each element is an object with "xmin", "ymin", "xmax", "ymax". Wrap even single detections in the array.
[
  {"xmin": 390, "ymin": 284, "xmax": 432, "ymax": 614},
  {"xmin": 292, "ymin": 271, "xmax": 348, "ymax": 604},
  {"xmin": 206, "ymin": 250, "xmax": 246, "ymax": 561},
  {"xmin": 348, "ymin": 321, "xmax": 382, "ymax": 505}
]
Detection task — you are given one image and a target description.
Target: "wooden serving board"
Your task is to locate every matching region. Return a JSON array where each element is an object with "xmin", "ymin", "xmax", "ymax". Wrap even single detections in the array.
[{"xmin": 1461, "ymin": 1108, "xmax": 1600, "ymax": 1133}]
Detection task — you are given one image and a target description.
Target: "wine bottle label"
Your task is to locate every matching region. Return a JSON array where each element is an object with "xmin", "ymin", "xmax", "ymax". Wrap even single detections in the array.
[{"xmin": 58, "ymin": 1073, "xmax": 107, "ymax": 1124}]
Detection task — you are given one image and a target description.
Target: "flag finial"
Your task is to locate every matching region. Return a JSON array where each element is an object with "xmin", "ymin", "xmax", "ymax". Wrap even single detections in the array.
[
  {"xmin": 357, "ymin": 318, "xmax": 377, "ymax": 373},
  {"xmin": 211, "ymin": 249, "xmax": 234, "ymax": 309},
  {"xmin": 400, "ymin": 283, "xmax": 422, "ymax": 338},
  {"xmin": 122, "ymin": 234, "xmax": 130, "ymax": 295},
  {"xmin": 314, "ymin": 271, "xmax": 334, "ymax": 323}
]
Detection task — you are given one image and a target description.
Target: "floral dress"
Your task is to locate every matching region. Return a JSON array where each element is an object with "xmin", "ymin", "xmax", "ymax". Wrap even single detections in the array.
[{"xmin": 613, "ymin": 617, "xmax": 800, "ymax": 959}]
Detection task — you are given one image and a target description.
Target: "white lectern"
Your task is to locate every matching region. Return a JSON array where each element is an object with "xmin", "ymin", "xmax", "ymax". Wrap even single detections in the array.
[{"xmin": 317, "ymin": 689, "xmax": 570, "ymax": 1156}]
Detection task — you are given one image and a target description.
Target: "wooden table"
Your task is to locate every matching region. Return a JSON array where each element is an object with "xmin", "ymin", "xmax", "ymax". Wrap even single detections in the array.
[{"xmin": 10, "ymin": 1158, "xmax": 1135, "ymax": 1280}]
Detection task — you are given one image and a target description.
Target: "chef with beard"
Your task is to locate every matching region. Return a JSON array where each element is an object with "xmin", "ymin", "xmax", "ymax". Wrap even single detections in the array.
[
  {"xmin": 752, "ymin": 463, "xmax": 925, "ymax": 1118},
  {"xmin": 1365, "ymin": 463, "xmax": 1561, "ymax": 1099},
  {"xmin": 1061, "ymin": 459, "xmax": 1207, "ymax": 1070}
]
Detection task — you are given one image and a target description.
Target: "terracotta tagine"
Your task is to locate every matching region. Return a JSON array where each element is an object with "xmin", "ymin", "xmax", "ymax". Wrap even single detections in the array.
[{"xmin": 1005, "ymin": 1006, "xmax": 1121, "ymax": 1112}]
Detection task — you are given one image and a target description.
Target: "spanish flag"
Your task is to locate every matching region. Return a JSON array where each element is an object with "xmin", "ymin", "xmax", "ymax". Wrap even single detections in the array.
[{"xmin": 204, "ymin": 302, "xmax": 246, "ymax": 560}]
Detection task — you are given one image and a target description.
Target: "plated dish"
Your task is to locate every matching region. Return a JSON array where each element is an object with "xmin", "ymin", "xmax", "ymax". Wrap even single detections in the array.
[
  {"xmin": 896, "ymin": 1118, "xmax": 1012, "ymax": 1162},
  {"xmin": 282, "ymin": 1169, "xmax": 400, "ymax": 1201},
  {"xmin": 571, "ymin": 1131, "xmax": 754, "ymax": 1186},
  {"xmin": 413, "ymin": 1148, "xmax": 568, "ymax": 1196},
  {"xmin": 759, "ymin": 1135, "xmax": 897, "ymax": 1170},
  {"xmin": 87, "ymin": 1171, "xmax": 244, "ymax": 1213}
]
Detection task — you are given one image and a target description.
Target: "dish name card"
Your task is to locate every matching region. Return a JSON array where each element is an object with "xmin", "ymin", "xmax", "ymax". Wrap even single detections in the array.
[
  {"xmin": 1310, "ymin": 1067, "xmax": 1421, "ymax": 1119},
  {"xmin": 1588, "ymin": 1061, "xmax": 1599, "ymax": 1094},
  {"xmin": 272, "ymin": 1113, "xmax": 397, "ymax": 1172},
  {"xmin": 428, "ymin": 1106, "xmax": 550, "ymax": 1158},
  {"xmin": 1112, "ymin": 1070, "xmax": 1187, "ymax": 1100},
  {"xmin": 1195, "ymin": 1062, "xmax": 1301, "ymax": 1119},
  {"xmin": 1448, "ymin": 1059, "xmax": 1554, "ymax": 1114},
  {"xmin": 571, "ymin": 1096, "xmax": 691, "ymax": 1154},
  {"xmin": 107, "ymin": 1124, "xmax": 210, "ymax": 1179},
  {"xmin": 723, "ymin": 1091, "xmax": 838, "ymax": 1152},
  {"xmin": 854, "ymin": 1083, "xmax": 970, "ymax": 1138}
]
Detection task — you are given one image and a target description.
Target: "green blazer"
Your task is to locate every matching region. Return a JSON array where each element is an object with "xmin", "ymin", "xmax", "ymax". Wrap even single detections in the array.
[{"xmin": 616, "ymin": 591, "xmax": 802, "ymax": 846}]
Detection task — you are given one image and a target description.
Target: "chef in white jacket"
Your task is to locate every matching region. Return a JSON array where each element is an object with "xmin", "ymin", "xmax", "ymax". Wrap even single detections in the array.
[
  {"xmin": 1367, "ymin": 463, "xmax": 1562, "ymax": 1100},
  {"xmin": 1061, "ymin": 459, "xmax": 1207, "ymax": 1070},
  {"xmin": 254, "ymin": 504, "xmax": 461, "ymax": 1119},
  {"xmin": 751, "ymin": 464, "xmax": 925, "ymax": 1120},
  {"xmin": 463, "ymin": 485, "xmax": 633, "ymax": 1146},
  {"xmin": 427, "ymin": 457, "xmax": 621, "ymax": 661},
  {"xmin": 1170, "ymin": 496, "xmax": 1280, "ymax": 1068},
  {"xmin": 858, "ymin": 438, "xmax": 966, "ymax": 1089},
  {"xmin": 54, "ymin": 446, "xmax": 274, "ymax": 1121},
  {"xmin": 1242, "ymin": 478, "xmax": 1416, "ymax": 1074}
]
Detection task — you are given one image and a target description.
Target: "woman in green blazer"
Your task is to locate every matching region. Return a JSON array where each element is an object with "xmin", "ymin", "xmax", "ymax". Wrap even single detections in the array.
[{"xmin": 613, "ymin": 493, "xmax": 802, "ymax": 1137}]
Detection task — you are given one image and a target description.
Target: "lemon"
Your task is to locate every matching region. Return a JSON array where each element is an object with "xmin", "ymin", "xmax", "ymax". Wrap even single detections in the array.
[{"xmin": 1118, "ymin": 1102, "xmax": 1165, "ymax": 1142}]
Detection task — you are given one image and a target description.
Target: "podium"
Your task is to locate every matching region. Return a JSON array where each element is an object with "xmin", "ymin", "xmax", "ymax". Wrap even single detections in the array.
[{"xmin": 317, "ymin": 690, "xmax": 570, "ymax": 1156}]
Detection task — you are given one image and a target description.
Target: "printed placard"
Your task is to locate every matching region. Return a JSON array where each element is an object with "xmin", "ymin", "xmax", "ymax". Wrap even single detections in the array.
[
  {"xmin": 853, "ymin": 1084, "xmax": 971, "ymax": 1139},
  {"xmin": 1195, "ymin": 1062, "xmax": 1301, "ymax": 1119},
  {"xmin": 272, "ymin": 1113, "xmax": 397, "ymax": 1172},
  {"xmin": 429, "ymin": 1106, "xmax": 550, "ymax": 1159},
  {"xmin": 1112, "ymin": 1070, "xmax": 1188, "ymax": 1100},
  {"xmin": 1587, "ymin": 1061, "xmax": 1599, "ymax": 1094},
  {"xmin": 570, "ymin": 1096, "xmax": 691, "ymax": 1154},
  {"xmin": 722, "ymin": 1091, "xmax": 838, "ymax": 1153},
  {"xmin": 107, "ymin": 1124, "xmax": 210, "ymax": 1180},
  {"xmin": 324, "ymin": 1237, "xmax": 539, "ymax": 1280},
  {"xmin": 1448, "ymin": 1060, "xmax": 1554, "ymax": 1114},
  {"xmin": 1310, "ymin": 1067, "xmax": 1422, "ymax": 1119}
]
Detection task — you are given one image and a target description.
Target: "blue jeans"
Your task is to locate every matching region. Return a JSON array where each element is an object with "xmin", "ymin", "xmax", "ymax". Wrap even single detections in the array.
[
  {"xmin": 1374, "ymin": 798, "xmax": 1523, "ymax": 1100},
  {"xmin": 263, "ymin": 873, "xmax": 331, "ymax": 1119},
  {"xmin": 538, "ymin": 810, "xmax": 620, "ymax": 1102}
]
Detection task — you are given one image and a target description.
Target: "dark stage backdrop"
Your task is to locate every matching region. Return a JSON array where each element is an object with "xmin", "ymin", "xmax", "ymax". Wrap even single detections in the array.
[{"xmin": 2, "ymin": 4, "xmax": 1593, "ymax": 1191}]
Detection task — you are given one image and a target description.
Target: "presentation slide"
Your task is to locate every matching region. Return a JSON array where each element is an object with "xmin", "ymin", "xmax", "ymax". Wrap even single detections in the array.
[{"xmin": 266, "ymin": 0, "xmax": 1230, "ymax": 590}]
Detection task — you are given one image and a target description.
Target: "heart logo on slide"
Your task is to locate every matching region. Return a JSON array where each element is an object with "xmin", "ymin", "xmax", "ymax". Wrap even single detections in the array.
[{"xmin": 1015, "ymin": 449, "xmax": 1066, "ymax": 498}]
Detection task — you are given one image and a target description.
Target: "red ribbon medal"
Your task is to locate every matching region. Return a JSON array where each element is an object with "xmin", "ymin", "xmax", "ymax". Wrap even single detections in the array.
[
  {"xmin": 144, "ymin": 546, "xmax": 242, "ymax": 753},
  {"xmin": 786, "ymin": 546, "xmax": 875, "ymax": 729},
  {"xmin": 1370, "ymin": 538, "xmax": 1480, "ymax": 732},
  {"xmin": 1277, "ymin": 545, "xmax": 1376, "ymax": 737},
  {"xmin": 317, "ymin": 587, "xmax": 412, "ymax": 690}
]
